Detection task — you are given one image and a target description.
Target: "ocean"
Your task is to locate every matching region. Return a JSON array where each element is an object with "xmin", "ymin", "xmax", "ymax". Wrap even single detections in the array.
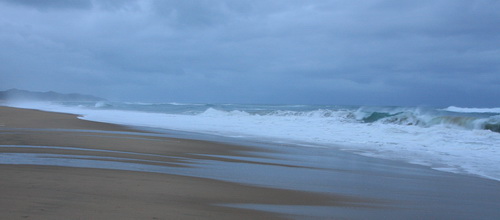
[{"xmin": 5, "ymin": 101, "xmax": 500, "ymax": 181}]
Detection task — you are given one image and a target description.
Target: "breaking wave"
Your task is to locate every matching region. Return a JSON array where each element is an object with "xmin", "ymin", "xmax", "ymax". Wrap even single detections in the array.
[
  {"xmin": 356, "ymin": 110, "xmax": 500, "ymax": 133},
  {"xmin": 196, "ymin": 106, "xmax": 500, "ymax": 133},
  {"xmin": 444, "ymin": 106, "xmax": 500, "ymax": 114}
]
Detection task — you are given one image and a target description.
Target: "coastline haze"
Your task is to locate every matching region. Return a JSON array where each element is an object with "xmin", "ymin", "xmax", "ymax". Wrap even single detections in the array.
[{"xmin": 0, "ymin": 0, "xmax": 499, "ymax": 107}]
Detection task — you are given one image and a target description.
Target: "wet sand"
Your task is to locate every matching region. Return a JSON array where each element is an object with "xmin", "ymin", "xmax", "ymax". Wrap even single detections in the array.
[
  {"xmin": 1, "ymin": 106, "xmax": 500, "ymax": 219},
  {"xmin": 0, "ymin": 107, "xmax": 368, "ymax": 219}
]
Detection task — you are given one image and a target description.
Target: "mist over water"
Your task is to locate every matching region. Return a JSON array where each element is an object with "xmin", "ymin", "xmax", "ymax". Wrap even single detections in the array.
[{"xmin": 4, "ymin": 100, "xmax": 500, "ymax": 181}]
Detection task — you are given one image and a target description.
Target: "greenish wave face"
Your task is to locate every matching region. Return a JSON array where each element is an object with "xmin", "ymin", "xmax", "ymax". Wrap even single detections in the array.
[
  {"xmin": 362, "ymin": 112, "xmax": 401, "ymax": 123},
  {"xmin": 485, "ymin": 123, "xmax": 500, "ymax": 133}
]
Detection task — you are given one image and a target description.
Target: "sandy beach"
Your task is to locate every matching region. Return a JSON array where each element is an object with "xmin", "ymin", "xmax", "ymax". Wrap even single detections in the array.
[
  {"xmin": 0, "ymin": 106, "xmax": 368, "ymax": 219},
  {"xmin": 1, "ymin": 106, "xmax": 500, "ymax": 219}
]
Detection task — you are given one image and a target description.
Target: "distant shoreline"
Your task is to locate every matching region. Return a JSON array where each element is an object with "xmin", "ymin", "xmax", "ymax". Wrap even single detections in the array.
[{"xmin": 0, "ymin": 89, "xmax": 106, "ymax": 102}]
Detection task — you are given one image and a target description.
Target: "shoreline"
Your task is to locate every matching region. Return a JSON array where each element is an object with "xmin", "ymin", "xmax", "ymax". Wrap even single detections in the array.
[
  {"xmin": 1, "ymin": 106, "xmax": 500, "ymax": 219},
  {"xmin": 0, "ymin": 106, "xmax": 370, "ymax": 219},
  {"xmin": 8, "ymin": 101, "xmax": 500, "ymax": 183}
]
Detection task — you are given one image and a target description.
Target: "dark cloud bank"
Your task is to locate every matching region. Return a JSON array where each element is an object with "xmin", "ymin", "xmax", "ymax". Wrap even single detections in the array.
[{"xmin": 0, "ymin": 0, "xmax": 499, "ymax": 106}]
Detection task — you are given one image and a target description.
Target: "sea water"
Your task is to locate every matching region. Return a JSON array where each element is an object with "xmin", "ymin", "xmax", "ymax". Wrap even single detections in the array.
[{"xmin": 5, "ymin": 101, "xmax": 500, "ymax": 181}]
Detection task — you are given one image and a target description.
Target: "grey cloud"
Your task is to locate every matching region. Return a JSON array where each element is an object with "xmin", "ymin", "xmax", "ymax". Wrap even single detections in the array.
[
  {"xmin": 0, "ymin": 0, "xmax": 499, "ymax": 106},
  {"xmin": 152, "ymin": 0, "xmax": 232, "ymax": 28},
  {"xmin": 0, "ymin": 0, "xmax": 92, "ymax": 10}
]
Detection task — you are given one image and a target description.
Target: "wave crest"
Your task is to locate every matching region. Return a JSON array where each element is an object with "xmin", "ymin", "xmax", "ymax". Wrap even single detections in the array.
[
  {"xmin": 444, "ymin": 106, "xmax": 500, "ymax": 114},
  {"xmin": 359, "ymin": 110, "xmax": 500, "ymax": 133}
]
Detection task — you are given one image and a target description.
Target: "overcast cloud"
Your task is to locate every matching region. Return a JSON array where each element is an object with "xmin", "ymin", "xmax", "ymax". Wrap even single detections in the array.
[{"xmin": 0, "ymin": 0, "xmax": 499, "ymax": 106}]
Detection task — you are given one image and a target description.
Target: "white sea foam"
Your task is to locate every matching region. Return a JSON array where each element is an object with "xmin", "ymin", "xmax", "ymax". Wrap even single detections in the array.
[
  {"xmin": 5, "ymin": 101, "xmax": 500, "ymax": 181},
  {"xmin": 444, "ymin": 106, "xmax": 500, "ymax": 114}
]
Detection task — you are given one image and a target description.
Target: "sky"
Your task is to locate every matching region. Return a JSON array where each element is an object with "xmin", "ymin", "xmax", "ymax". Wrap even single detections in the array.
[{"xmin": 0, "ymin": 0, "xmax": 499, "ymax": 106}]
